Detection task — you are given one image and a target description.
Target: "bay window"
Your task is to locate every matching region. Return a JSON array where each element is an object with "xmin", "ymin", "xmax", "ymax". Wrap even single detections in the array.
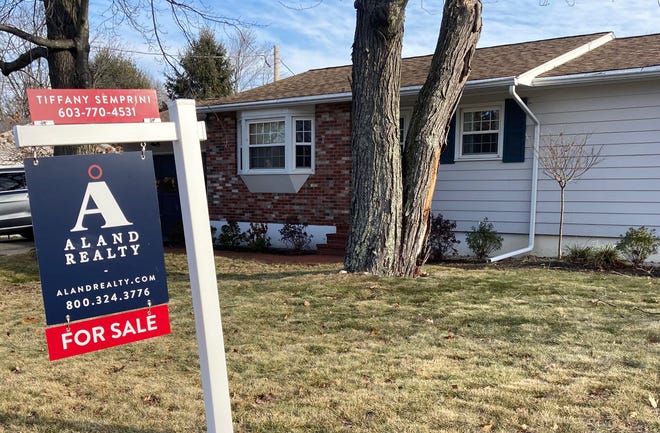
[{"xmin": 238, "ymin": 108, "xmax": 315, "ymax": 193}]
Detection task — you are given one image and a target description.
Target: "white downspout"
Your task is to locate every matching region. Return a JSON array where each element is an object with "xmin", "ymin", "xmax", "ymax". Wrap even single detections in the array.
[{"xmin": 488, "ymin": 84, "xmax": 540, "ymax": 262}]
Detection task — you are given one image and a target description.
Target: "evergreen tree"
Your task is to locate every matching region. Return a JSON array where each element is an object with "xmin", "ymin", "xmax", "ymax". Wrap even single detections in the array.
[
  {"xmin": 90, "ymin": 47, "xmax": 153, "ymax": 89},
  {"xmin": 166, "ymin": 28, "xmax": 234, "ymax": 100}
]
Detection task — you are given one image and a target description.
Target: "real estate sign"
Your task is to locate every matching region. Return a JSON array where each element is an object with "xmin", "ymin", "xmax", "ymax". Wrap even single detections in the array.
[
  {"xmin": 25, "ymin": 151, "xmax": 170, "ymax": 360},
  {"xmin": 27, "ymin": 88, "xmax": 159, "ymax": 124}
]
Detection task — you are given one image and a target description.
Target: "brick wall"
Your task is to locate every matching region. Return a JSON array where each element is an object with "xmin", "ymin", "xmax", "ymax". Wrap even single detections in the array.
[{"xmin": 204, "ymin": 102, "xmax": 352, "ymax": 228}]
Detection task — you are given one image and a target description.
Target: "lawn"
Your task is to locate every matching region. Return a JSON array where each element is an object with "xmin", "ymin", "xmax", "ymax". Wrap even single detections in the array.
[{"xmin": 0, "ymin": 252, "xmax": 658, "ymax": 433}]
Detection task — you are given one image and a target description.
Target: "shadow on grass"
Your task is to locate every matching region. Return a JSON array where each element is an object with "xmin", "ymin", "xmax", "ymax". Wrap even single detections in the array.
[
  {"xmin": 0, "ymin": 411, "xmax": 174, "ymax": 433},
  {"xmin": 219, "ymin": 268, "xmax": 337, "ymax": 282}
]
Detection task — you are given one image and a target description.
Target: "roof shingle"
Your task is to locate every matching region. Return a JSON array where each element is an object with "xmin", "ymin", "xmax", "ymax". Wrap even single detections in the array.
[{"xmin": 201, "ymin": 32, "xmax": 659, "ymax": 108}]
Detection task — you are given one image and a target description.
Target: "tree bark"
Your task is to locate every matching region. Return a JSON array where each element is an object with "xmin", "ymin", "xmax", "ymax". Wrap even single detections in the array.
[
  {"xmin": 399, "ymin": 0, "xmax": 482, "ymax": 276},
  {"xmin": 558, "ymin": 186, "xmax": 565, "ymax": 259},
  {"xmin": 44, "ymin": 0, "xmax": 91, "ymax": 155},
  {"xmin": 345, "ymin": 0, "xmax": 408, "ymax": 276},
  {"xmin": 345, "ymin": 0, "xmax": 482, "ymax": 276}
]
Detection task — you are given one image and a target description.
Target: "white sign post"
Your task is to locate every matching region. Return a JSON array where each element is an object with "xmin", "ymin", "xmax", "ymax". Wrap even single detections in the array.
[{"xmin": 13, "ymin": 98, "xmax": 234, "ymax": 433}]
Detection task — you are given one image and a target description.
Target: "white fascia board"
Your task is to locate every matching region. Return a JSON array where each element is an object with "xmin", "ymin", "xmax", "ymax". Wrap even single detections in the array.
[
  {"xmin": 400, "ymin": 77, "xmax": 516, "ymax": 97},
  {"xmin": 201, "ymin": 77, "xmax": 517, "ymax": 113},
  {"xmin": 516, "ymin": 32, "xmax": 615, "ymax": 86},
  {"xmin": 529, "ymin": 65, "xmax": 660, "ymax": 87},
  {"xmin": 197, "ymin": 92, "xmax": 352, "ymax": 113}
]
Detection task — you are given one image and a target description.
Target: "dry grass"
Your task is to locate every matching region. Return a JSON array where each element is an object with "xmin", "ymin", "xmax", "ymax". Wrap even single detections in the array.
[{"xmin": 0, "ymin": 252, "xmax": 658, "ymax": 433}]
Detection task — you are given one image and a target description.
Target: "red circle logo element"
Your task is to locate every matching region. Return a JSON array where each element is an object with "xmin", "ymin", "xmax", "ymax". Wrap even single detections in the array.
[{"xmin": 88, "ymin": 164, "xmax": 103, "ymax": 180}]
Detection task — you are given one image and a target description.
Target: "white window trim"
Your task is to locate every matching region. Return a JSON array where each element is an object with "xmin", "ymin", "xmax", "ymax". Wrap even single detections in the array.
[
  {"xmin": 245, "ymin": 118, "xmax": 287, "ymax": 171},
  {"xmin": 237, "ymin": 107, "xmax": 315, "ymax": 175},
  {"xmin": 455, "ymin": 103, "xmax": 504, "ymax": 161},
  {"xmin": 292, "ymin": 116, "xmax": 315, "ymax": 172}
]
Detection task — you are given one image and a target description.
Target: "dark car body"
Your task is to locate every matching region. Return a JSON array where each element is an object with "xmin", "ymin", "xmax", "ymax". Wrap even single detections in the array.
[{"xmin": 0, "ymin": 166, "xmax": 32, "ymax": 239}]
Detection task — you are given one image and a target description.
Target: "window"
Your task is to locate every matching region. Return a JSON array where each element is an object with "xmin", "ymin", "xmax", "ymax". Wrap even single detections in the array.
[
  {"xmin": 248, "ymin": 120, "xmax": 286, "ymax": 169},
  {"xmin": 0, "ymin": 172, "xmax": 26, "ymax": 192},
  {"xmin": 238, "ymin": 108, "xmax": 315, "ymax": 183},
  {"xmin": 458, "ymin": 106, "xmax": 503, "ymax": 159},
  {"xmin": 294, "ymin": 119, "xmax": 312, "ymax": 169}
]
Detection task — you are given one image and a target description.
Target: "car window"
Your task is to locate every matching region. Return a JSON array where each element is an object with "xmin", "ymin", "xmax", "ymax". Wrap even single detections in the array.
[{"xmin": 0, "ymin": 172, "xmax": 27, "ymax": 192}]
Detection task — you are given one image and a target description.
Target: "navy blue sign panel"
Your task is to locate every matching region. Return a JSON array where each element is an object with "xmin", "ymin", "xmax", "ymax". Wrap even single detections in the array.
[{"xmin": 25, "ymin": 152, "xmax": 169, "ymax": 326}]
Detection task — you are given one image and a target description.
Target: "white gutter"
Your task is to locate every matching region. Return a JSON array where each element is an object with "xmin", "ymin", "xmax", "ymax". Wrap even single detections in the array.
[
  {"xmin": 197, "ymin": 92, "xmax": 353, "ymax": 113},
  {"xmin": 199, "ymin": 77, "xmax": 518, "ymax": 113},
  {"xmin": 530, "ymin": 64, "xmax": 660, "ymax": 87},
  {"xmin": 488, "ymin": 84, "xmax": 540, "ymax": 263}
]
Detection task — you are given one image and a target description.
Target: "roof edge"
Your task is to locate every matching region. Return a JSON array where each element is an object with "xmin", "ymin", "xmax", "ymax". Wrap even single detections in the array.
[
  {"xmin": 530, "ymin": 65, "xmax": 660, "ymax": 87},
  {"xmin": 199, "ymin": 77, "xmax": 517, "ymax": 112},
  {"xmin": 516, "ymin": 32, "xmax": 615, "ymax": 85},
  {"xmin": 197, "ymin": 92, "xmax": 353, "ymax": 112}
]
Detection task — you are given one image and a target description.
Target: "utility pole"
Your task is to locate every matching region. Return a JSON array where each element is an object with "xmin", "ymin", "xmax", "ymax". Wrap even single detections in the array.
[{"xmin": 273, "ymin": 45, "xmax": 280, "ymax": 82}]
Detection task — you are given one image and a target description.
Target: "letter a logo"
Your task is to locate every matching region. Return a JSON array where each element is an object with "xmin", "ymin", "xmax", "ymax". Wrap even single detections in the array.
[{"xmin": 70, "ymin": 181, "xmax": 133, "ymax": 232}]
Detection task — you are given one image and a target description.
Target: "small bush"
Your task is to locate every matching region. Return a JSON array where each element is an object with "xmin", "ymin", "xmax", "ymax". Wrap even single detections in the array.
[
  {"xmin": 566, "ymin": 244, "xmax": 620, "ymax": 269},
  {"xmin": 565, "ymin": 244, "xmax": 595, "ymax": 264},
  {"xmin": 217, "ymin": 220, "xmax": 243, "ymax": 250},
  {"xmin": 592, "ymin": 245, "xmax": 621, "ymax": 269},
  {"xmin": 427, "ymin": 213, "xmax": 460, "ymax": 261},
  {"xmin": 616, "ymin": 226, "xmax": 659, "ymax": 266},
  {"xmin": 466, "ymin": 218, "xmax": 503, "ymax": 259},
  {"xmin": 243, "ymin": 222, "xmax": 271, "ymax": 252},
  {"xmin": 279, "ymin": 223, "xmax": 313, "ymax": 252}
]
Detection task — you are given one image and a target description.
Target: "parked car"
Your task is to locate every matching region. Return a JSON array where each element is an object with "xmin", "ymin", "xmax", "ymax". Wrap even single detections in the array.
[{"xmin": 0, "ymin": 166, "xmax": 33, "ymax": 239}]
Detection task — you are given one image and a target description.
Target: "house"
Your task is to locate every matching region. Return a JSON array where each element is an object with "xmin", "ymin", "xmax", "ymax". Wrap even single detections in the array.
[{"xmin": 197, "ymin": 32, "xmax": 660, "ymax": 261}]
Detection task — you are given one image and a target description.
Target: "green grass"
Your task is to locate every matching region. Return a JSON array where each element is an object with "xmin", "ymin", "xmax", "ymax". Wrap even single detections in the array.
[{"xmin": 0, "ymin": 252, "xmax": 658, "ymax": 433}]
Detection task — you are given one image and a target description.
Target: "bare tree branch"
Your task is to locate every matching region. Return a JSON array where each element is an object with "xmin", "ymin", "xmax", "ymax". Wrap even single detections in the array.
[
  {"xmin": 0, "ymin": 22, "xmax": 74, "ymax": 49},
  {"xmin": 537, "ymin": 132, "xmax": 603, "ymax": 258},
  {"xmin": 149, "ymin": 0, "xmax": 182, "ymax": 77},
  {"xmin": 0, "ymin": 45, "xmax": 48, "ymax": 76},
  {"xmin": 277, "ymin": 0, "xmax": 323, "ymax": 10}
]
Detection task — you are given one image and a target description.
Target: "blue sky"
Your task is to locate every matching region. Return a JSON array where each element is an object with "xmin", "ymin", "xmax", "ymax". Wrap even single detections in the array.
[{"xmin": 92, "ymin": 0, "xmax": 660, "ymax": 82}]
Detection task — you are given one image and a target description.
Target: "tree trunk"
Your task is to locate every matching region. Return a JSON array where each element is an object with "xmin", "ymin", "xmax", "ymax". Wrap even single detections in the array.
[
  {"xmin": 44, "ymin": 0, "xmax": 91, "ymax": 155},
  {"xmin": 345, "ymin": 0, "xmax": 408, "ymax": 276},
  {"xmin": 399, "ymin": 0, "xmax": 482, "ymax": 276},
  {"xmin": 558, "ymin": 186, "xmax": 565, "ymax": 259},
  {"xmin": 345, "ymin": 0, "xmax": 482, "ymax": 276}
]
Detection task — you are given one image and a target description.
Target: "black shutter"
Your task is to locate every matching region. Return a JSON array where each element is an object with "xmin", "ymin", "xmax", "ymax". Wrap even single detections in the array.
[
  {"xmin": 440, "ymin": 114, "xmax": 456, "ymax": 165},
  {"xmin": 502, "ymin": 98, "xmax": 527, "ymax": 163}
]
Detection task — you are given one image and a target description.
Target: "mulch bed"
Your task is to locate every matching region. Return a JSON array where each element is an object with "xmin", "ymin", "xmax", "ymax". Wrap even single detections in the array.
[{"xmin": 166, "ymin": 246, "xmax": 658, "ymax": 277}]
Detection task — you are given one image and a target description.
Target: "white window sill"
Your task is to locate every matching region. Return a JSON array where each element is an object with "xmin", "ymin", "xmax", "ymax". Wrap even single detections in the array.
[{"xmin": 456, "ymin": 154, "xmax": 501, "ymax": 162}]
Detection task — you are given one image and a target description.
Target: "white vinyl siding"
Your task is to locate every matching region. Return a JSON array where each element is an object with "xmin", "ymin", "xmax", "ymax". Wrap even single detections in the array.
[{"xmin": 433, "ymin": 80, "xmax": 660, "ymax": 239}]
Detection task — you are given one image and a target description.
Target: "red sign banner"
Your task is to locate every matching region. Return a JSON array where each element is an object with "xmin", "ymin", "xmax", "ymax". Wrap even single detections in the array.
[
  {"xmin": 27, "ymin": 88, "xmax": 160, "ymax": 125},
  {"xmin": 45, "ymin": 304, "xmax": 171, "ymax": 361}
]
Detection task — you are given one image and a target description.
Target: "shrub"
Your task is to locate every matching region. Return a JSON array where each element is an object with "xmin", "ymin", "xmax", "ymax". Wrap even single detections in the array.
[
  {"xmin": 616, "ymin": 226, "xmax": 659, "ymax": 266},
  {"xmin": 243, "ymin": 222, "xmax": 271, "ymax": 252},
  {"xmin": 564, "ymin": 244, "xmax": 595, "ymax": 264},
  {"xmin": 427, "ymin": 213, "xmax": 460, "ymax": 261},
  {"xmin": 592, "ymin": 245, "xmax": 621, "ymax": 269},
  {"xmin": 279, "ymin": 223, "xmax": 313, "ymax": 252},
  {"xmin": 217, "ymin": 220, "xmax": 243, "ymax": 250},
  {"xmin": 566, "ymin": 244, "xmax": 620, "ymax": 269},
  {"xmin": 465, "ymin": 218, "xmax": 503, "ymax": 259}
]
